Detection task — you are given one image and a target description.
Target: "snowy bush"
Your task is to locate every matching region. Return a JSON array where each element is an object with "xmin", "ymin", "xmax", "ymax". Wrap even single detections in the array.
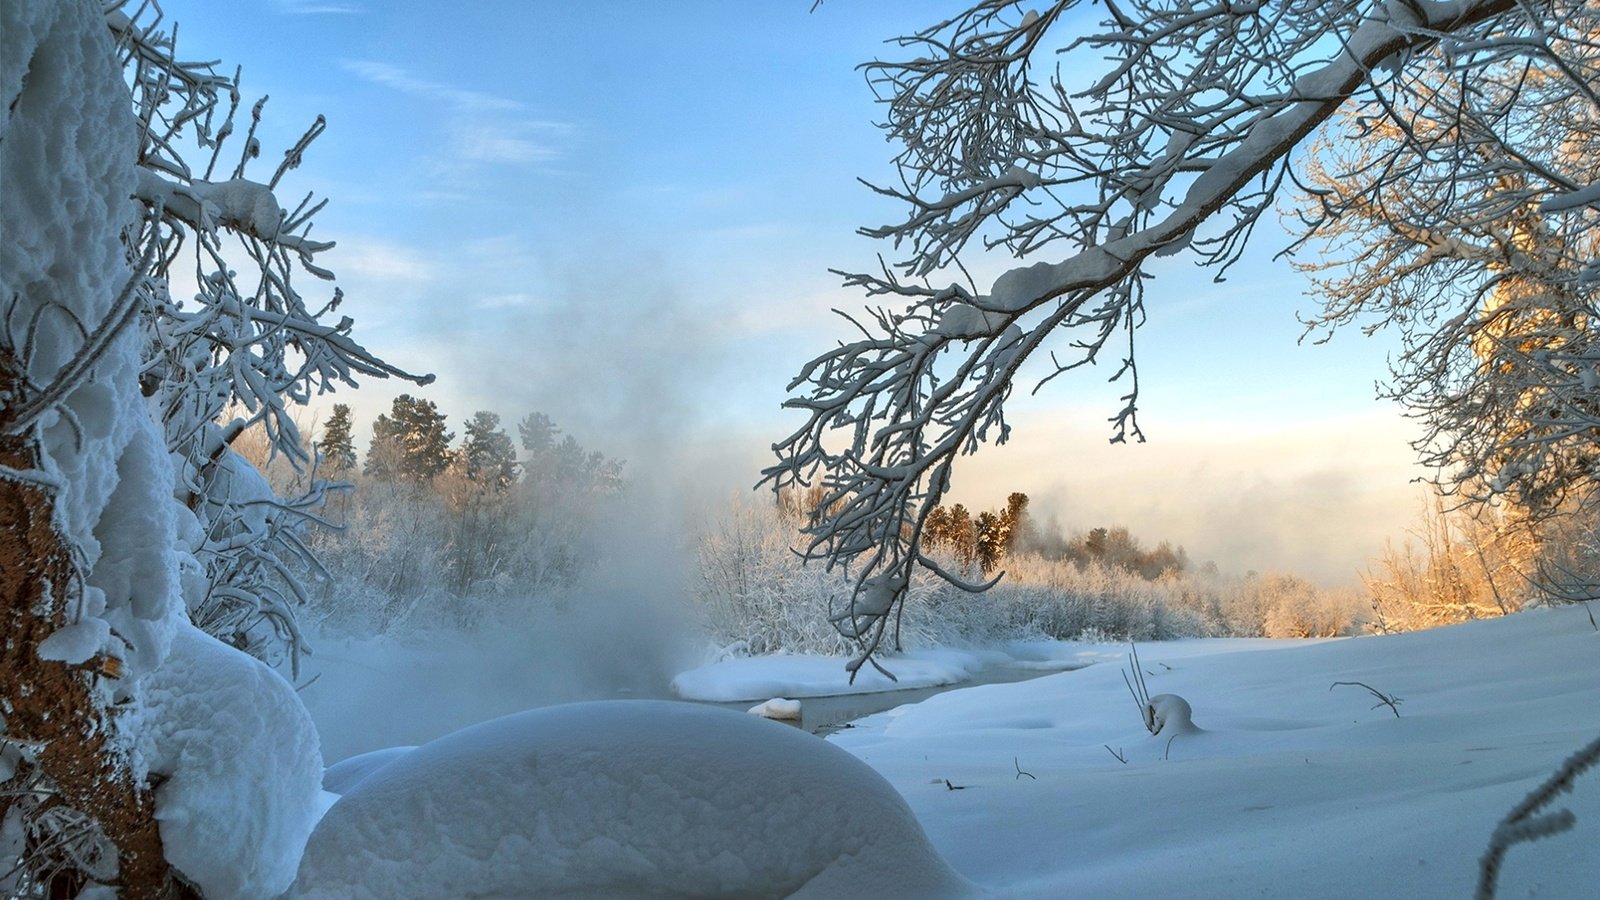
[
  {"xmin": 133, "ymin": 623, "xmax": 324, "ymax": 900},
  {"xmin": 693, "ymin": 500, "xmax": 1362, "ymax": 656}
]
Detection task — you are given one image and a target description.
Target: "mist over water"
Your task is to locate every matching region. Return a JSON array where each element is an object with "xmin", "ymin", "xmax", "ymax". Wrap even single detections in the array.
[
  {"xmin": 302, "ymin": 251, "xmax": 775, "ymax": 763},
  {"xmin": 299, "ymin": 242, "xmax": 1418, "ymax": 763},
  {"xmin": 301, "ymin": 489, "xmax": 712, "ymax": 763}
]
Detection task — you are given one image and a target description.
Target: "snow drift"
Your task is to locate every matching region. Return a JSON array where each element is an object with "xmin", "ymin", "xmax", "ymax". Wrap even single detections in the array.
[{"xmin": 294, "ymin": 699, "xmax": 976, "ymax": 899}]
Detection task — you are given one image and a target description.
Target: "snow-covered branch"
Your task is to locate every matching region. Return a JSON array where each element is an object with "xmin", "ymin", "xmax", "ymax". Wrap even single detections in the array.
[{"xmin": 768, "ymin": 0, "xmax": 1553, "ymax": 672}]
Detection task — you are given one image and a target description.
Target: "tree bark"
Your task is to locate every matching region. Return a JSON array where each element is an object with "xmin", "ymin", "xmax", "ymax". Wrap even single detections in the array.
[{"xmin": 0, "ymin": 429, "xmax": 191, "ymax": 898}]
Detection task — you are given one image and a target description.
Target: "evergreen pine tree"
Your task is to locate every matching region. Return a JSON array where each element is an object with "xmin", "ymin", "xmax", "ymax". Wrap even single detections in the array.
[
  {"xmin": 518, "ymin": 412, "xmax": 560, "ymax": 459},
  {"xmin": 462, "ymin": 411, "xmax": 519, "ymax": 491},
  {"xmin": 320, "ymin": 403, "xmax": 358, "ymax": 472},
  {"xmin": 366, "ymin": 394, "xmax": 454, "ymax": 483},
  {"xmin": 975, "ymin": 511, "xmax": 1004, "ymax": 574},
  {"xmin": 1000, "ymin": 492, "xmax": 1029, "ymax": 555},
  {"xmin": 946, "ymin": 504, "xmax": 977, "ymax": 571}
]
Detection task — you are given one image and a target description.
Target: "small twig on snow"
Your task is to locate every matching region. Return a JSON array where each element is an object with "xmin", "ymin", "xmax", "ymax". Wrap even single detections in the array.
[
  {"xmin": 1331, "ymin": 680, "xmax": 1403, "ymax": 717},
  {"xmin": 1014, "ymin": 757, "xmax": 1036, "ymax": 780},
  {"xmin": 1105, "ymin": 745, "xmax": 1128, "ymax": 764}
]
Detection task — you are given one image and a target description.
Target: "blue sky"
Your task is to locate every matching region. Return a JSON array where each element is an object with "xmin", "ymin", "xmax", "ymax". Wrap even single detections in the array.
[{"xmin": 165, "ymin": 1, "xmax": 1429, "ymax": 583}]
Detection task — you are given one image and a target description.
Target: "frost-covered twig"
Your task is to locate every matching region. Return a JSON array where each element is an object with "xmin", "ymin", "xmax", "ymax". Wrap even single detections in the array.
[
  {"xmin": 1330, "ymin": 680, "xmax": 1403, "ymax": 718},
  {"xmin": 1475, "ymin": 731, "xmax": 1600, "ymax": 900}
]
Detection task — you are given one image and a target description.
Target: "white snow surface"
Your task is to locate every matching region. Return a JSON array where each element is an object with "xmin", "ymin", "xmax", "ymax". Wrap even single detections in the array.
[
  {"xmin": 826, "ymin": 607, "xmax": 1600, "ymax": 897},
  {"xmin": 294, "ymin": 699, "xmax": 977, "ymax": 899},
  {"xmin": 136, "ymin": 623, "xmax": 324, "ymax": 900},
  {"xmin": 748, "ymin": 697, "xmax": 803, "ymax": 720},
  {"xmin": 320, "ymin": 746, "xmax": 416, "ymax": 796},
  {"xmin": 675, "ymin": 646, "xmax": 1026, "ymax": 702}
]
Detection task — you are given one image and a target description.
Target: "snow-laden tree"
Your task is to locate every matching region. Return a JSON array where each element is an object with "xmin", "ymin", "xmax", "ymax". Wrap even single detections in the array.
[
  {"xmin": 767, "ymin": 0, "xmax": 1600, "ymax": 675},
  {"xmin": 460, "ymin": 411, "xmax": 519, "ymax": 491},
  {"xmin": 1291, "ymin": 23, "xmax": 1600, "ymax": 542},
  {"xmin": 2, "ymin": 1, "xmax": 427, "ymax": 894}
]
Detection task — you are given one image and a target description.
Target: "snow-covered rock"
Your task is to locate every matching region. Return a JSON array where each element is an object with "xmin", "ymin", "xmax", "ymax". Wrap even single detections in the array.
[
  {"xmin": 1145, "ymin": 693, "xmax": 1197, "ymax": 735},
  {"xmin": 749, "ymin": 697, "xmax": 803, "ymax": 720},
  {"xmin": 294, "ymin": 699, "xmax": 976, "ymax": 899},
  {"xmin": 136, "ymin": 623, "xmax": 324, "ymax": 900}
]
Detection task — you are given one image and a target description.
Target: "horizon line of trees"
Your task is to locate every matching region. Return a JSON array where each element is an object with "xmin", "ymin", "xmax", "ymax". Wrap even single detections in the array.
[
  {"xmin": 236, "ymin": 397, "xmax": 628, "ymax": 630},
  {"xmin": 312, "ymin": 396, "xmax": 623, "ymax": 496},
  {"xmin": 921, "ymin": 491, "xmax": 1192, "ymax": 581}
]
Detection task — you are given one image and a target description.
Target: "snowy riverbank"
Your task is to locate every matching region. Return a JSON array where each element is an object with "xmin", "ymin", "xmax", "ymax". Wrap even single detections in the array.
[
  {"xmin": 668, "ymin": 636, "xmax": 1326, "ymax": 703},
  {"xmin": 827, "ymin": 606, "xmax": 1599, "ymax": 897},
  {"xmin": 297, "ymin": 608, "xmax": 1598, "ymax": 897}
]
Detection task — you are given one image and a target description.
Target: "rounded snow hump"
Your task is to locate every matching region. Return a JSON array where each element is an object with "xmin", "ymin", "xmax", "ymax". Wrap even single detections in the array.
[{"xmin": 293, "ymin": 699, "xmax": 978, "ymax": 899}]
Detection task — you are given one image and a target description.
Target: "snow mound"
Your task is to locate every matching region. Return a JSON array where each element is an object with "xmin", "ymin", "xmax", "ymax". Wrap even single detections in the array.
[
  {"xmin": 138, "ymin": 623, "xmax": 323, "ymax": 900},
  {"xmin": 1146, "ymin": 693, "xmax": 1197, "ymax": 735},
  {"xmin": 321, "ymin": 746, "xmax": 415, "ymax": 795},
  {"xmin": 294, "ymin": 700, "xmax": 976, "ymax": 899}
]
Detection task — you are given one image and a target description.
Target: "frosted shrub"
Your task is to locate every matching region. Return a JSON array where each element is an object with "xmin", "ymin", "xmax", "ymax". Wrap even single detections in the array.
[
  {"xmin": 694, "ymin": 503, "xmax": 1362, "ymax": 655},
  {"xmin": 1262, "ymin": 579, "xmax": 1367, "ymax": 638},
  {"xmin": 695, "ymin": 500, "xmax": 859, "ymax": 656}
]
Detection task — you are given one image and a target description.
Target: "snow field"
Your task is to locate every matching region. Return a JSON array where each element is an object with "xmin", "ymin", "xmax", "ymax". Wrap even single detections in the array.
[{"xmin": 829, "ymin": 607, "xmax": 1600, "ymax": 898}]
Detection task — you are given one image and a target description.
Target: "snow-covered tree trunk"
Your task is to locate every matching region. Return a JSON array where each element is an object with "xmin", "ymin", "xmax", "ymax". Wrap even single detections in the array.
[
  {"xmin": 1, "ymin": 3, "xmax": 189, "ymax": 893},
  {"xmin": 0, "ymin": 441, "xmax": 183, "ymax": 897},
  {"xmin": 4, "ymin": 0, "xmax": 425, "ymax": 893}
]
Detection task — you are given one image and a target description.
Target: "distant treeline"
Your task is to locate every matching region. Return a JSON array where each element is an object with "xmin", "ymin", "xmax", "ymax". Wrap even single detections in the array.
[{"xmin": 920, "ymin": 492, "xmax": 1190, "ymax": 581}]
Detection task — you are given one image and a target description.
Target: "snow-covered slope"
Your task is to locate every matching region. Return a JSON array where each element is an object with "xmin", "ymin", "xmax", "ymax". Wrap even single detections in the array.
[
  {"xmin": 295, "ymin": 699, "xmax": 977, "ymax": 899},
  {"xmin": 831, "ymin": 607, "xmax": 1600, "ymax": 898}
]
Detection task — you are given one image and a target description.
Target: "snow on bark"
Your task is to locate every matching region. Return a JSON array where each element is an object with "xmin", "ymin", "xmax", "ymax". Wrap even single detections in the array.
[
  {"xmin": 4, "ymin": 0, "xmax": 344, "ymax": 894},
  {"xmin": 294, "ymin": 700, "xmax": 976, "ymax": 899},
  {"xmin": 1, "ymin": 5, "xmax": 188, "ymax": 892},
  {"xmin": 131, "ymin": 622, "xmax": 324, "ymax": 900}
]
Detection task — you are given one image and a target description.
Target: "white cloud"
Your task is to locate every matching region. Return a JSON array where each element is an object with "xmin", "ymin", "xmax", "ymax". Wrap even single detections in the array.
[
  {"xmin": 273, "ymin": 0, "xmax": 362, "ymax": 14},
  {"xmin": 329, "ymin": 238, "xmax": 435, "ymax": 283},
  {"xmin": 340, "ymin": 60, "xmax": 575, "ymax": 174},
  {"xmin": 475, "ymin": 293, "xmax": 535, "ymax": 310},
  {"xmin": 342, "ymin": 60, "xmax": 520, "ymax": 112},
  {"xmin": 453, "ymin": 121, "xmax": 566, "ymax": 165}
]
